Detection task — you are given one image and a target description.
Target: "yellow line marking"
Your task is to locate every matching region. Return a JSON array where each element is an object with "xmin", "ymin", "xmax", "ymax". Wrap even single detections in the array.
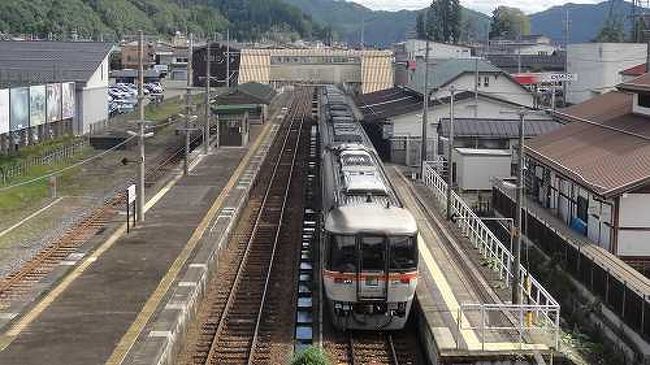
[
  {"xmin": 105, "ymin": 122, "xmax": 275, "ymax": 365},
  {"xmin": 0, "ymin": 124, "xmax": 272, "ymax": 354},
  {"xmin": 0, "ymin": 197, "xmax": 63, "ymax": 239},
  {"xmin": 394, "ymin": 167, "xmax": 549, "ymax": 352}
]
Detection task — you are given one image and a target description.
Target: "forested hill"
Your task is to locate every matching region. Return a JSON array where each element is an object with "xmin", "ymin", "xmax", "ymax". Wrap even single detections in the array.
[
  {"xmin": 283, "ymin": 0, "xmax": 490, "ymax": 46},
  {"xmin": 0, "ymin": 0, "xmax": 325, "ymax": 41}
]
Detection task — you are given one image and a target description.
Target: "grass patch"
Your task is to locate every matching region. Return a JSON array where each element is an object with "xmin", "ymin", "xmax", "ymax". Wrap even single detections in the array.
[
  {"xmin": 290, "ymin": 346, "xmax": 330, "ymax": 365},
  {"xmin": 0, "ymin": 146, "xmax": 95, "ymax": 216},
  {"xmin": 0, "ymin": 135, "xmax": 81, "ymax": 168}
]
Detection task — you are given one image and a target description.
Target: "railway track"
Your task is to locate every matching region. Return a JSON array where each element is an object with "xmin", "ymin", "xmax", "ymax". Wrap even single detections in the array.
[
  {"xmin": 184, "ymin": 89, "xmax": 310, "ymax": 365},
  {"xmin": 326, "ymin": 327, "xmax": 421, "ymax": 365},
  {"xmin": 0, "ymin": 130, "xmax": 205, "ymax": 309}
]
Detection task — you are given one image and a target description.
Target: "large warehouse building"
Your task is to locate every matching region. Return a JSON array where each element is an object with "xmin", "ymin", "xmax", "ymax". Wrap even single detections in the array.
[{"xmin": 238, "ymin": 48, "xmax": 393, "ymax": 94}]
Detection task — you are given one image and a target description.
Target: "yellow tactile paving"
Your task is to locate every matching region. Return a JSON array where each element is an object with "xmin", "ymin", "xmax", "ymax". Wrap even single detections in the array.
[
  {"xmin": 105, "ymin": 121, "xmax": 275, "ymax": 365},
  {"xmin": 393, "ymin": 167, "xmax": 549, "ymax": 353}
]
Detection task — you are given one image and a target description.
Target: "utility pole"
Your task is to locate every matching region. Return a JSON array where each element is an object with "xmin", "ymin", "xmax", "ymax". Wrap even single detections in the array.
[
  {"xmin": 184, "ymin": 33, "xmax": 193, "ymax": 176},
  {"xmin": 446, "ymin": 85, "xmax": 456, "ymax": 221},
  {"xmin": 226, "ymin": 29, "xmax": 230, "ymax": 88},
  {"xmin": 512, "ymin": 109, "xmax": 526, "ymax": 305},
  {"xmin": 499, "ymin": 107, "xmax": 528, "ymax": 305},
  {"xmin": 474, "ymin": 57, "xmax": 479, "ymax": 118},
  {"xmin": 136, "ymin": 30, "xmax": 146, "ymax": 222},
  {"xmin": 420, "ymin": 24, "xmax": 430, "ymax": 178},
  {"xmin": 564, "ymin": 9, "xmax": 569, "ymax": 106},
  {"xmin": 204, "ymin": 38, "xmax": 211, "ymax": 154}
]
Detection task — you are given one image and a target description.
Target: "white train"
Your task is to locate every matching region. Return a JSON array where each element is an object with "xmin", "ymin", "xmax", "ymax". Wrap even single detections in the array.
[{"xmin": 319, "ymin": 86, "xmax": 418, "ymax": 330}]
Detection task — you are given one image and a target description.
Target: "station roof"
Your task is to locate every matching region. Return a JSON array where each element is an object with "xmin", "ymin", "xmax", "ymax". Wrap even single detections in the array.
[
  {"xmin": 215, "ymin": 82, "xmax": 276, "ymax": 105},
  {"xmin": 0, "ymin": 41, "xmax": 113, "ymax": 87},
  {"xmin": 528, "ymin": 90, "xmax": 650, "ymax": 197},
  {"xmin": 438, "ymin": 118, "xmax": 561, "ymax": 139}
]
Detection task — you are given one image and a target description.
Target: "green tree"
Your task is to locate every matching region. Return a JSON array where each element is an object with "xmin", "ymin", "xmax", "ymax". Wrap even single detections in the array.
[
  {"xmin": 595, "ymin": 8, "xmax": 625, "ymax": 42},
  {"xmin": 489, "ymin": 6, "xmax": 530, "ymax": 39},
  {"xmin": 417, "ymin": 0, "xmax": 461, "ymax": 43}
]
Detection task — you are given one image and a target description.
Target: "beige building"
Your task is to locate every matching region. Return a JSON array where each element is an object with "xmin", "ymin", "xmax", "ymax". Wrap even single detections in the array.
[{"xmin": 238, "ymin": 48, "xmax": 393, "ymax": 94}]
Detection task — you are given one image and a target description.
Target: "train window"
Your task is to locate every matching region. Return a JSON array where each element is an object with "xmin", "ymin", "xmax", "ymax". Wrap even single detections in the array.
[
  {"xmin": 361, "ymin": 236, "xmax": 385, "ymax": 271},
  {"xmin": 329, "ymin": 235, "xmax": 357, "ymax": 272},
  {"xmin": 389, "ymin": 236, "xmax": 417, "ymax": 271}
]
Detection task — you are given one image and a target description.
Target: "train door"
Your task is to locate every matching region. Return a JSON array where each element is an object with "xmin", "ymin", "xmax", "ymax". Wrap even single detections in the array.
[{"xmin": 357, "ymin": 236, "xmax": 388, "ymax": 300}]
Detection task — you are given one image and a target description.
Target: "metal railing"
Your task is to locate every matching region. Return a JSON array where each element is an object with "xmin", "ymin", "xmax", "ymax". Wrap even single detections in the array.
[{"xmin": 422, "ymin": 161, "xmax": 560, "ymax": 349}]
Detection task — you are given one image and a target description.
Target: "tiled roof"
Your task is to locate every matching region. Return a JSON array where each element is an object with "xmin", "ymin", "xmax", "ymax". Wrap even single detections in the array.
[
  {"xmin": 621, "ymin": 63, "xmax": 647, "ymax": 76},
  {"xmin": 438, "ymin": 118, "xmax": 561, "ymax": 139},
  {"xmin": 0, "ymin": 41, "xmax": 113, "ymax": 87},
  {"xmin": 527, "ymin": 91, "xmax": 650, "ymax": 197}
]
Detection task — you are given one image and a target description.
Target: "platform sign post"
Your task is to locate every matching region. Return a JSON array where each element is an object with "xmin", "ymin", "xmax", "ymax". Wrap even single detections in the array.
[{"xmin": 127, "ymin": 184, "xmax": 136, "ymax": 233}]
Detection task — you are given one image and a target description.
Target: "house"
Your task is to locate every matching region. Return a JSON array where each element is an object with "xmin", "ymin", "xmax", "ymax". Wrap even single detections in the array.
[
  {"xmin": 567, "ymin": 43, "xmax": 647, "ymax": 104},
  {"xmin": 486, "ymin": 53, "xmax": 565, "ymax": 74},
  {"xmin": 521, "ymin": 74, "xmax": 650, "ymax": 263},
  {"xmin": 120, "ymin": 40, "xmax": 155, "ymax": 70},
  {"xmin": 0, "ymin": 41, "xmax": 113, "ymax": 135},
  {"xmin": 355, "ymin": 59, "xmax": 536, "ymax": 166},
  {"xmin": 394, "ymin": 40, "xmax": 472, "ymax": 85},
  {"xmin": 482, "ymin": 34, "xmax": 558, "ymax": 56},
  {"xmin": 408, "ymin": 58, "xmax": 534, "ymax": 106}
]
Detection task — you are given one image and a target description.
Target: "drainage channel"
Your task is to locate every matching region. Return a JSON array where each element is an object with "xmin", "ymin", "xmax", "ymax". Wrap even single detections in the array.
[{"xmin": 294, "ymin": 118, "xmax": 320, "ymax": 352}]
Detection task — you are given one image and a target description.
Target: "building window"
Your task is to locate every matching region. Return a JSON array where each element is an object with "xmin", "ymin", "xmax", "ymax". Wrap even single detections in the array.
[
  {"xmin": 577, "ymin": 196, "xmax": 588, "ymax": 222},
  {"xmin": 483, "ymin": 76, "xmax": 489, "ymax": 87},
  {"xmin": 639, "ymin": 93, "xmax": 650, "ymax": 108}
]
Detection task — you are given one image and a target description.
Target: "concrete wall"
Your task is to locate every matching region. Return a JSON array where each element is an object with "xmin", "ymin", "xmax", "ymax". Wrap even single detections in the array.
[
  {"xmin": 453, "ymin": 149, "xmax": 512, "ymax": 191},
  {"xmin": 618, "ymin": 193, "xmax": 650, "ymax": 256},
  {"xmin": 74, "ymin": 54, "xmax": 109, "ymax": 135},
  {"xmin": 567, "ymin": 43, "xmax": 647, "ymax": 104}
]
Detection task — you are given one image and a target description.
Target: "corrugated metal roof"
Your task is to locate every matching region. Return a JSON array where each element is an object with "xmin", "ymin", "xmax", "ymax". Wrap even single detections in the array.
[
  {"xmin": 438, "ymin": 118, "xmax": 561, "ymax": 139},
  {"xmin": 528, "ymin": 90, "xmax": 650, "ymax": 197},
  {"xmin": 0, "ymin": 41, "xmax": 113, "ymax": 87}
]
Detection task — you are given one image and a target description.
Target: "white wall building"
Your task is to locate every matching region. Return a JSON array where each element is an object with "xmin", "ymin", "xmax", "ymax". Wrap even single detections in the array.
[
  {"xmin": 0, "ymin": 41, "xmax": 113, "ymax": 135},
  {"xmin": 452, "ymin": 148, "xmax": 512, "ymax": 191},
  {"xmin": 567, "ymin": 43, "xmax": 647, "ymax": 104}
]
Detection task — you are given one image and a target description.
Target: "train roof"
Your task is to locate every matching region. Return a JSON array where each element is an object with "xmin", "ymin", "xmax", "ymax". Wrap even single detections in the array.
[{"xmin": 325, "ymin": 206, "xmax": 417, "ymax": 235}]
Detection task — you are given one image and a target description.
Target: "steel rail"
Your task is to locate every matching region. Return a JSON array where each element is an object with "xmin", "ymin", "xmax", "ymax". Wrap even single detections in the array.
[
  {"xmin": 203, "ymin": 91, "xmax": 306, "ymax": 364},
  {"xmin": 247, "ymin": 94, "xmax": 307, "ymax": 364}
]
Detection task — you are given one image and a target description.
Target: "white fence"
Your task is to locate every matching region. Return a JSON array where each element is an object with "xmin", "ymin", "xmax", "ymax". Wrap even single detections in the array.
[{"xmin": 422, "ymin": 161, "xmax": 560, "ymax": 350}]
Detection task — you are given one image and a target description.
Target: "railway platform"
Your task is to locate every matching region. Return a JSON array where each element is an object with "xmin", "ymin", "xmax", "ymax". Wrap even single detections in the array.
[
  {"xmin": 387, "ymin": 165, "xmax": 561, "ymax": 364},
  {"xmin": 0, "ymin": 118, "xmax": 280, "ymax": 365}
]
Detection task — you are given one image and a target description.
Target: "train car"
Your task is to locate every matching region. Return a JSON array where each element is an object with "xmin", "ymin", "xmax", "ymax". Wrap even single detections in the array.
[{"xmin": 319, "ymin": 86, "xmax": 418, "ymax": 330}]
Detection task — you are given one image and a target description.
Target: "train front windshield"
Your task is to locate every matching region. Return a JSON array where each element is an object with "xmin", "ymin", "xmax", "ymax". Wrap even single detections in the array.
[{"xmin": 328, "ymin": 234, "xmax": 418, "ymax": 272}]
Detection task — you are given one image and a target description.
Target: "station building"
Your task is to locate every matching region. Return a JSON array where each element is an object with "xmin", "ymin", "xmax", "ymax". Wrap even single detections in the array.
[{"xmin": 238, "ymin": 48, "xmax": 393, "ymax": 94}]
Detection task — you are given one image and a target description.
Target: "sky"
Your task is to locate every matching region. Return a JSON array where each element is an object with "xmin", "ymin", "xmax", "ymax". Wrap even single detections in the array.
[{"xmin": 351, "ymin": 0, "xmax": 603, "ymax": 14}]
